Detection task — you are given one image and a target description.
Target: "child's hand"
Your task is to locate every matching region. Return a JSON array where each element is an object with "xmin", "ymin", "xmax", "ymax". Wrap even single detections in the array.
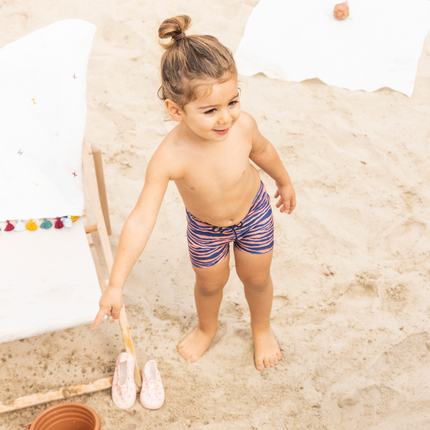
[
  {"xmin": 92, "ymin": 284, "xmax": 124, "ymax": 330},
  {"xmin": 274, "ymin": 183, "xmax": 296, "ymax": 214}
]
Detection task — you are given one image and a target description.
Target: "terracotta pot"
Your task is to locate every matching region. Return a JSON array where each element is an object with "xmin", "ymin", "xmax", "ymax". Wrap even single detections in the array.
[{"xmin": 31, "ymin": 402, "xmax": 101, "ymax": 430}]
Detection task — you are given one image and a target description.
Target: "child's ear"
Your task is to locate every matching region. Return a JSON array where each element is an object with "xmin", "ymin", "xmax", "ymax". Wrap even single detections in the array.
[{"xmin": 165, "ymin": 99, "xmax": 182, "ymax": 122}]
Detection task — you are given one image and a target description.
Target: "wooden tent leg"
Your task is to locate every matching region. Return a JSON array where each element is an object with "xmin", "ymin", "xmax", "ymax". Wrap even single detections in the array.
[
  {"xmin": 90, "ymin": 142, "xmax": 112, "ymax": 236},
  {"xmin": 83, "ymin": 140, "xmax": 141, "ymax": 388}
]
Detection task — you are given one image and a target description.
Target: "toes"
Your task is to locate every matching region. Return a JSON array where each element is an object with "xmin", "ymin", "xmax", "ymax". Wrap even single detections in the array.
[
  {"xmin": 263, "ymin": 356, "xmax": 270, "ymax": 368},
  {"xmin": 177, "ymin": 348, "xmax": 189, "ymax": 360},
  {"xmin": 188, "ymin": 354, "xmax": 199, "ymax": 363},
  {"xmin": 255, "ymin": 357, "xmax": 264, "ymax": 371}
]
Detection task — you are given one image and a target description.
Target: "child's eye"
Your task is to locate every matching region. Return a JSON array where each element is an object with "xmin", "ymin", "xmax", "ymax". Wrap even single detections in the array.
[
  {"xmin": 204, "ymin": 108, "xmax": 216, "ymax": 115},
  {"xmin": 229, "ymin": 100, "xmax": 239, "ymax": 107}
]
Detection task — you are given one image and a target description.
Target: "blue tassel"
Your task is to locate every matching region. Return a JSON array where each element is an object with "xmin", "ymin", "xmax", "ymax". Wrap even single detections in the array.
[{"xmin": 40, "ymin": 218, "xmax": 53, "ymax": 229}]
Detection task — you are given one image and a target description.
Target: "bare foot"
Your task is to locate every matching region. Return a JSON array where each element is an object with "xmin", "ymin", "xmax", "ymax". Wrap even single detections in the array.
[
  {"xmin": 177, "ymin": 325, "xmax": 217, "ymax": 363},
  {"xmin": 253, "ymin": 327, "xmax": 282, "ymax": 371}
]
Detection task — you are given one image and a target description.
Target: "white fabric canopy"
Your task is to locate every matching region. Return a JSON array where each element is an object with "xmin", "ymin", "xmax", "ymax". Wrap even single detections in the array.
[
  {"xmin": 235, "ymin": 0, "xmax": 430, "ymax": 96},
  {"xmin": 0, "ymin": 20, "xmax": 97, "ymax": 221}
]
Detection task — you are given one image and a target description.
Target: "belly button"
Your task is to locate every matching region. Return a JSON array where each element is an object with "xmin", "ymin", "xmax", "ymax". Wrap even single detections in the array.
[{"xmin": 191, "ymin": 187, "xmax": 195, "ymax": 190}]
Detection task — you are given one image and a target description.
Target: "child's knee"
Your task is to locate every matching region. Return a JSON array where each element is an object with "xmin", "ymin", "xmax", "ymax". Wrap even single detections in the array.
[
  {"xmin": 195, "ymin": 279, "xmax": 226, "ymax": 296},
  {"xmin": 241, "ymin": 273, "xmax": 271, "ymax": 292}
]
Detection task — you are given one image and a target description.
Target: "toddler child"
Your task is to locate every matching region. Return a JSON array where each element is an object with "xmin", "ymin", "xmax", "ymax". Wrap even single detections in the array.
[{"xmin": 93, "ymin": 15, "xmax": 296, "ymax": 371}]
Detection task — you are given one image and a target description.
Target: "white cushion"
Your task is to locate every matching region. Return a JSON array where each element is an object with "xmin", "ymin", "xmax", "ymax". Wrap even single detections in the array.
[{"xmin": 0, "ymin": 218, "xmax": 102, "ymax": 343}]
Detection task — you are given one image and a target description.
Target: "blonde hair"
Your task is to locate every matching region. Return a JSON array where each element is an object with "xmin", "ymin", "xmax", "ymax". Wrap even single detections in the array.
[{"xmin": 158, "ymin": 15, "xmax": 237, "ymax": 109}]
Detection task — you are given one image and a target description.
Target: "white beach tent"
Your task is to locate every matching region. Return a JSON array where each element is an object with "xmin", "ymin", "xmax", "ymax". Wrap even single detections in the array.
[
  {"xmin": 0, "ymin": 20, "xmax": 140, "ymax": 412},
  {"xmin": 235, "ymin": 0, "xmax": 430, "ymax": 96}
]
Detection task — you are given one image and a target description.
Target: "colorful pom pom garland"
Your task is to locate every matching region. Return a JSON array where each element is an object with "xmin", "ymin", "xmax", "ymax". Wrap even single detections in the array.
[{"xmin": 1, "ymin": 216, "xmax": 79, "ymax": 232}]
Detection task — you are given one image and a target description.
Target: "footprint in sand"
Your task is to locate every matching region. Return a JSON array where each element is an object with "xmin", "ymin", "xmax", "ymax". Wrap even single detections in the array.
[
  {"xmin": 329, "ymin": 333, "xmax": 430, "ymax": 429},
  {"xmin": 368, "ymin": 332, "xmax": 430, "ymax": 383},
  {"xmin": 386, "ymin": 221, "xmax": 427, "ymax": 255},
  {"xmin": 333, "ymin": 271, "xmax": 380, "ymax": 311},
  {"xmin": 324, "ymin": 128, "xmax": 382, "ymax": 164}
]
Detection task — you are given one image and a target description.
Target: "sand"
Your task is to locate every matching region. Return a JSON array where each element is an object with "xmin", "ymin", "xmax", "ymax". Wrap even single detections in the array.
[{"xmin": 1, "ymin": 0, "xmax": 430, "ymax": 429}]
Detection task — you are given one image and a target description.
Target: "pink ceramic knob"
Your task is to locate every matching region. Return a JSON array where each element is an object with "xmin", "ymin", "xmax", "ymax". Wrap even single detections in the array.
[{"xmin": 334, "ymin": 1, "xmax": 349, "ymax": 20}]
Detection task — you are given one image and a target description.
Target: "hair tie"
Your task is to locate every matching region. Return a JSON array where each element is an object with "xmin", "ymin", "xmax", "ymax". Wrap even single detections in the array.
[{"xmin": 175, "ymin": 32, "xmax": 186, "ymax": 41}]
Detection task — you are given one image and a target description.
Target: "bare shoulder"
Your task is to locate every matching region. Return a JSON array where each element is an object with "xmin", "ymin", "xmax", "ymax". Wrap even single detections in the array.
[
  {"xmin": 147, "ymin": 126, "xmax": 185, "ymax": 181},
  {"xmin": 237, "ymin": 111, "xmax": 258, "ymax": 131},
  {"xmin": 237, "ymin": 111, "xmax": 264, "ymax": 147}
]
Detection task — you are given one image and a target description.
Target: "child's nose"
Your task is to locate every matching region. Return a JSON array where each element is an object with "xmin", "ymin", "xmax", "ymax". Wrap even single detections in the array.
[{"xmin": 218, "ymin": 109, "xmax": 232, "ymax": 124}]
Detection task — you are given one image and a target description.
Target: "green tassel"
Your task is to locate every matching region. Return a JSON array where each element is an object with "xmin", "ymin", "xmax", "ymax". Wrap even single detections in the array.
[{"xmin": 40, "ymin": 218, "xmax": 53, "ymax": 229}]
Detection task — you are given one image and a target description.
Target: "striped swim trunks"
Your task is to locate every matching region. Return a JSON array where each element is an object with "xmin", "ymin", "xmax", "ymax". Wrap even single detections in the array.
[{"xmin": 186, "ymin": 181, "xmax": 274, "ymax": 268}]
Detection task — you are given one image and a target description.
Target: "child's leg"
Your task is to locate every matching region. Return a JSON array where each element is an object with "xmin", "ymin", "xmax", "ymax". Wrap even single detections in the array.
[
  {"xmin": 234, "ymin": 248, "xmax": 281, "ymax": 371},
  {"xmin": 177, "ymin": 253, "xmax": 230, "ymax": 363}
]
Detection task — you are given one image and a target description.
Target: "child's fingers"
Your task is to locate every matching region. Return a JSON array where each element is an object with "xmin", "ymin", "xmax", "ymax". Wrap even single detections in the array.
[
  {"xmin": 288, "ymin": 197, "xmax": 297, "ymax": 214},
  {"xmin": 275, "ymin": 198, "xmax": 283, "ymax": 208},
  {"xmin": 92, "ymin": 308, "xmax": 107, "ymax": 330},
  {"xmin": 111, "ymin": 306, "xmax": 122, "ymax": 322},
  {"xmin": 274, "ymin": 190, "xmax": 279, "ymax": 199},
  {"xmin": 282, "ymin": 204, "xmax": 290, "ymax": 213}
]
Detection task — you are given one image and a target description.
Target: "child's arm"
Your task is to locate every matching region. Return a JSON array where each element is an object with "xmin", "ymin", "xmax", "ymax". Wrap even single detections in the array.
[
  {"xmin": 92, "ymin": 151, "xmax": 170, "ymax": 329},
  {"xmin": 247, "ymin": 114, "xmax": 297, "ymax": 214}
]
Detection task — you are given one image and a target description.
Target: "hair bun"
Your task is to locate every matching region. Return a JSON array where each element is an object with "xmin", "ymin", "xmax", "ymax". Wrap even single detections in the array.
[{"xmin": 158, "ymin": 15, "xmax": 192, "ymax": 49}]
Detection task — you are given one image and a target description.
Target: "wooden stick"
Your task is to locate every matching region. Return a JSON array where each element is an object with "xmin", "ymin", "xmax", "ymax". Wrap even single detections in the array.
[{"xmin": 0, "ymin": 377, "xmax": 113, "ymax": 413}]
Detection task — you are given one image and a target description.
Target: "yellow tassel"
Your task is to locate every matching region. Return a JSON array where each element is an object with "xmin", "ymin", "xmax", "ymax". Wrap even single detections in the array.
[
  {"xmin": 71, "ymin": 216, "xmax": 80, "ymax": 222},
  {"xmin": 26, "ymin": 219, "xmax": 38, "ymax": 231}
]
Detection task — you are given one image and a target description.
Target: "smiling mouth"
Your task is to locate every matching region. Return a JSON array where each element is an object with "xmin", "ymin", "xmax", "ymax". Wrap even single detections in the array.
[{"xmin": 214, "ymin": 128, "xmax": 229, "ymax": 135}]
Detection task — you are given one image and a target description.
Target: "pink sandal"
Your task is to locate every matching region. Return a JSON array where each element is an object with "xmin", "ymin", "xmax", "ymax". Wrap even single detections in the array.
[
  {"xmin": 140, "ymin": 360, "xmax": 165, "ymax": 409},
  {"xmin": 112, "ymin": 352, "xmax": 136, "ymax": 409}
]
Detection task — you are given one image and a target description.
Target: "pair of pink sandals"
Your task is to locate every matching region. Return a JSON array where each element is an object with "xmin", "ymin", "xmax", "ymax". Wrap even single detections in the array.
[{"xmin": 111, "ymin": 353, "xmax": 164, "ymax": 410}]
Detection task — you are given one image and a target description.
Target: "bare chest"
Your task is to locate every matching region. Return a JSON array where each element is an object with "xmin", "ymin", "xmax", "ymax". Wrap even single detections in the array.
[
  {"xmin": 172, "ymin": 136, "xmax": 260, "ymax": 225},
  {"xmin": 181, "ymin": 140, "xmax": 251, "ymax": 192}
]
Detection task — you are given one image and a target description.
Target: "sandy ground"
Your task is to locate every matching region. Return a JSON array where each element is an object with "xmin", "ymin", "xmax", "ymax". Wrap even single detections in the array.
[{"xmin": 1, "ymin": 0, "xmax": 430, "ymax": 429}]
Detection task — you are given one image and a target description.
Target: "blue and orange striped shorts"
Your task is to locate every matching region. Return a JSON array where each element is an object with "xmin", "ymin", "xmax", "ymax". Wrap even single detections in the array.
[{"xmin": 186, "ymin": 181, "xmax": 274, "ymax": 268}]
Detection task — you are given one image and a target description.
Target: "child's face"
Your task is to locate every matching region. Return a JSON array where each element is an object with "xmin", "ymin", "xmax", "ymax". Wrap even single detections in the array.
[{"xmin": 177, "ymin": 78, "xmax": 241, "ymax": 142}]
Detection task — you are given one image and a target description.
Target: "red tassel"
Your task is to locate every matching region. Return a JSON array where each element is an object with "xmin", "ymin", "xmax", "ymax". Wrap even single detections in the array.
[
  {"xmin": 5, "ymin": 220, "xmax": 14, "ymax": 231},
  {"xmin": 54, "ymin": 217, "xmax": 64, "ymax": 229}
]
